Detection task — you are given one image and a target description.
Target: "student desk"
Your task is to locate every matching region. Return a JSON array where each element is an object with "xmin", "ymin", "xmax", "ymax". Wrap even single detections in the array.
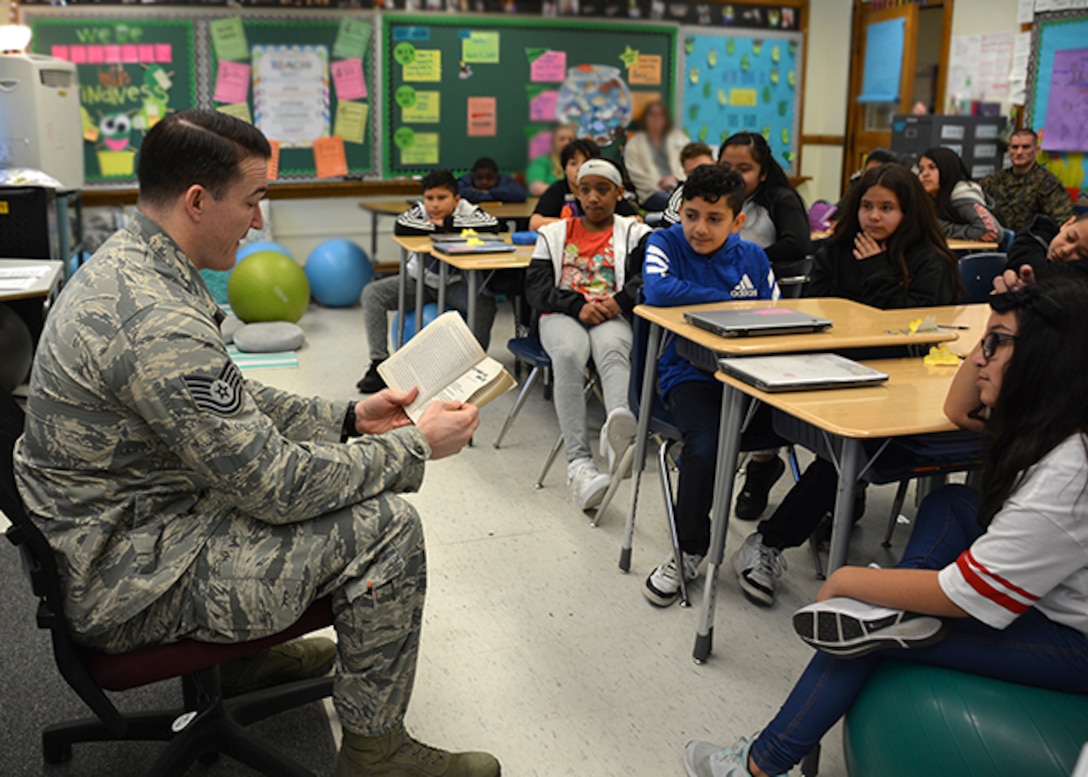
[
  {"xmin": 359, "ymin": 198, "xmax": 538, "ymax": 267},
  {"xmin": 389, "ymin": 235, "xmax": 532, "ymax": 348},
  {"xmin": 809, "ymin": 230, "xmax": 999, "ymax": 253},
  {"xmin": 0, "ymin": 259, "xmax": 64, "ymax": 303},
  {"xmin": 626, "ymin": 298, "xmax": 962, "ymax": 663}
]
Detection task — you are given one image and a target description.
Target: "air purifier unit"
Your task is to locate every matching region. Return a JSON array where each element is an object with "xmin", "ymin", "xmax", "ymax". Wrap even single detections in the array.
[{"xmin": 0, "ymin": 53, "xmax": 84, "ymax": 191}]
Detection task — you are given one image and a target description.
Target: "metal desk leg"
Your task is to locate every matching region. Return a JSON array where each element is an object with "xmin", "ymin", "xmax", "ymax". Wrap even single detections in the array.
[
  {"xmin": 693, "ymin": 383, "xmax": 748, "ymax": 664},
  {"xmin": 396, "ymin": 245, "xmax": 408, "ymax": 349},
  {"xmin": 437, "ymin": 262, "xmax": 447, "ymax": 314},
  {"xmin": 370, "ymin": 211, "xmax": 378, "ymax": 267},
  {"xmin": 414, "ymin": 258, "xmax": 426, "ymax": 336},
  {"xmin": 827, "ymin": 438, "xmax": 862, "ymax": 573},
  {"xmin": 466, "ymin": 271, "xmax": 478, "ymax": 337},
  {"xmin": 619, "ymin": 322, "xmax": 661, "ymax": 572}
]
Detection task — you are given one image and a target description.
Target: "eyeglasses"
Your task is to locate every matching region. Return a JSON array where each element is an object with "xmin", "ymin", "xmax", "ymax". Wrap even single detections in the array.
[{"xmin": 980, "ymin": 331, "xmax": 1017, "ymax": 361}]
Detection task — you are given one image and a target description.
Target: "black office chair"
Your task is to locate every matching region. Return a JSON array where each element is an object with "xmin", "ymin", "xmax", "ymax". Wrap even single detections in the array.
[
  {"xmin": 0, "ymin": 390, "xmax": 335, "ymax": 776},
  {"xmin": 958, "ymin": 252, "xmax": 1008, "ymax": 303}
]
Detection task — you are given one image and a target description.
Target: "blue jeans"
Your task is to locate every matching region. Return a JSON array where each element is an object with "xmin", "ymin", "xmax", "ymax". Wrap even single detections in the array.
[{"xmin": 750, "ymin": 484, "xmax": 1088, "ymax": 776}]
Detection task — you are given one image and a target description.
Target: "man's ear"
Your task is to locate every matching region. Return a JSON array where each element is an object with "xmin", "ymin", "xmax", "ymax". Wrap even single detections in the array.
[
  {"xmin": 183, "ymin": 184, "xmax": 208, "ymax": 222},
  {"xmin": 731, "ymin": 211, "xmax": 747, "ymax": 233}
]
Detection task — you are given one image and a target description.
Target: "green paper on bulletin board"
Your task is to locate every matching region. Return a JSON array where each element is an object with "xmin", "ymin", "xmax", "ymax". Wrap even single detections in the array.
[
  {"xmin": 401, "ymin": 132, "xmax": 439, "ymax": 165},
  {"xmin": 333, "ymin": 17, "xmax": 370, "ymax": 60},
  {"xmin": 211, "ymin": 17, "xmax": 249, "ymax": 61},
  {"xmin": 335, "ymin": 101, "xmax": 368, "ymax": 144},
  {"xmin": 218, "ymin": 102, "xmax": 252, "ymax": 123},
  {"xmin": 462, "ymin": 31, "xmax": 500, "ymax": 64},
  {"xmin": 402, "ymin": 91, "xmax": 441, "ymax": 123}
]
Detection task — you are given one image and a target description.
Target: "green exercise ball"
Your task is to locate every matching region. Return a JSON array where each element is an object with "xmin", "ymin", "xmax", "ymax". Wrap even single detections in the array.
[
  {"xmin": 227, "ymin": 250, "xmax": 310, "ymax": 324},
  {"xmin": 844, "ymin": 661, "xmax": 1088, "ymax": 777}
]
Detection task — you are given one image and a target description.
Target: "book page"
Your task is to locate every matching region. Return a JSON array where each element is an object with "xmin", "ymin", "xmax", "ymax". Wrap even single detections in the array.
[
  {"xmin": 404, "ymin": 355, "xmax": 514, "ymax": 423},
  {"xmin": 378, "ymin": 311, "xmax": 486, "ymax": 405}
]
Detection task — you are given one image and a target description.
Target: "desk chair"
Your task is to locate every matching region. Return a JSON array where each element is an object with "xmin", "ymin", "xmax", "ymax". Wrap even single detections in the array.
[
  {"xmin": 493, "ymin": 334, "xmax": 552, "ymax": 448},
  {"xmin": 0, "ymin": 390, "xmax": 335, "ymax": 777},
  {"xmin": 958, "ymin": 252, "xmax": 1007, "ymax": 303},
  {"xmin": 776, "ymin": 255, "xmax": 815, "ymax": 299}
]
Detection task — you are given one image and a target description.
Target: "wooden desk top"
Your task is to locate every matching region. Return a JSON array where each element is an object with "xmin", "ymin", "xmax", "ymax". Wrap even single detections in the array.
[
  {"xmin": 894, "ymin": 303, "xmax": 989, "ymax": 357},
  {"xmin": 809, "ymin": 230, "xmax": 998, "ymax": 253},
  {"xmin": 634, "ymin": 298, "xmax": 958, "ymax": 356},
  {"xmin": 391, "ymin": 234, "xmax": 533, "ymax": 271},
  {"xmin": 716, "ymin": 356, "xmax": 960, "ymax": 439},
  {"xmin": 360, "ymin": 198, "xmax": 538, "ymax": 219},
  {"xmin": 0, "ymin": 259, "xmax": 64, "ymax": 302}
]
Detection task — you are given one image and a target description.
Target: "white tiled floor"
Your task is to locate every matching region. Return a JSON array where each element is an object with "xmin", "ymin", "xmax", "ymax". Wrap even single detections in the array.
[{"xmin": 265, "ymin": 299, "xmax": 922, "ymax": 776}]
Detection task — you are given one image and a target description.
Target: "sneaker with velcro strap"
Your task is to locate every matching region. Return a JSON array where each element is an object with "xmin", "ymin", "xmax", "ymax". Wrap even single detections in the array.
[{"xmin": 792, "ymin": 596, "xmax": 948, "ymax": 658}]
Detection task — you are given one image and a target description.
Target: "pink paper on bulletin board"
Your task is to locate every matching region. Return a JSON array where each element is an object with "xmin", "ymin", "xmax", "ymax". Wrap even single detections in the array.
[
  {"xmin": 1042, "ymin": 48, "xmax": 1088, "ymax": 152},
  {"xmin": 214, "ymin": 61, "xmax": 252, "ymax": 104},
  {"xmin": 529, "ymin": 90, "xmax": 559, "ymax": 122},
  {"xmin": 467, "ymin": 96, "xmax": 497, "ymax": 137},
  {"xmin": 332, "ymin": 58, "xmax": 368, "ymax": 101},
  {"xmin": 528, "ymin": 129, "xmax": 553, "ymax": 160},
  {"xmin": 530, "ymin": 50, "xmax": 566, "ymax": 82}
]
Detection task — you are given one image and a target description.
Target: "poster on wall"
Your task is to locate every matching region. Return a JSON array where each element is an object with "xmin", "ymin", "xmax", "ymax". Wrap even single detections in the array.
[
  {"xmin": 679, "ymin": 27, "xmax": 803, "ymax": 175},
  {"xmin": 252, "ymin": 44, "xmax": 330, "ymax": 147}
]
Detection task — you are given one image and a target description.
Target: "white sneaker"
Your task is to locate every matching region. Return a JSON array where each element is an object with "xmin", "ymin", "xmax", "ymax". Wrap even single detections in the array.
[
  {"xmin": 567, "ymin": 458, "xmax": 611, "ymax": 511},
  {"xmin": 792, "ymin": 597, "xmax": 947, "ymax": 658},
  {"xmin": 599, "ymin": 407, "xmax": 638, "ymax": 479},
  {"xmin": 732, "ymin": 533, "xmax": 786, "ymax": 607},
  {"xmin": 642, "ymin": 551, "xmax": 703, "ymax": 606},
  {"xmin": 684, "ymin": 733, "xmax": 784, "ymax": 777}
]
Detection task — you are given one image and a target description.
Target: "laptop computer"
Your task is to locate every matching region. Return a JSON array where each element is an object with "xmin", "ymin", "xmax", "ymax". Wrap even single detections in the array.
[
  {"xmin": 684, "ymin": 307, "xmax": 832, "ymax": 337},
  {"xmin": 429, "ymin": 233, "xmax": 508, "ymax": 243},
  {"xmin": 717, "ymin": 353, "xmax": 889, "ymax": 393},
  {"xmin": 430, "ymin": 241, "xmax": 517, "ymax": 256}
]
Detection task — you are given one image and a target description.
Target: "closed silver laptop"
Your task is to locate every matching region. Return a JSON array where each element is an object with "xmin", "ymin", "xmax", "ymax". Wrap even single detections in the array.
[
  {"xmin": 684, "ymin": 307, "xmax": 832, "ymax": 337},
  {"xmin": 718, "ymin": 353, "xmax": 889, "ymax": 393}
]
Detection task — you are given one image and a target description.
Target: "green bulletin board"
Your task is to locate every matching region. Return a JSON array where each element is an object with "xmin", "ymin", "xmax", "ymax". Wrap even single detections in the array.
[
  {"xmin": 382, "ymin": 14, "xmax": 677, "ymax": 178},
  {"xmin": 25, "ymin": 12, "xmax": 197, "ymax": 185}
]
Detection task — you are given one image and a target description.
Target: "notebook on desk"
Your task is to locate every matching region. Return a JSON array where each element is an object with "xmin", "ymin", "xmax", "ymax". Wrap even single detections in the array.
[
  {"xmin": 684, "ymin": 307, "xmax": 832, "ymax": 337},
  {"xmin": 717, "ymin": 353, "xmax": 889, "ymax": 393},
  {"xmin": 430, "ymin": 241, "xmax": 517, "ymax": 256},
  {"xmin": 429, "ymin": 233, "xmax": 508, "ymax": 243}
]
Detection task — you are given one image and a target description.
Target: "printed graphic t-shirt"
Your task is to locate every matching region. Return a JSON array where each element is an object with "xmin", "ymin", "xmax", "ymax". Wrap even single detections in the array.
[{"xmin": 559, "ymin": 218, "xmax": 616, "ymax": 302}]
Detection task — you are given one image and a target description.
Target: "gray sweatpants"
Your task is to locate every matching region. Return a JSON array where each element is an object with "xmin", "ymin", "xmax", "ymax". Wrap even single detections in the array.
[
  {"xmin": 362, "ymin": 274, "xmax": 497, "ymax": 362},
  {"xmin": 538, "ymin": 312, "xmax": 632, "ymax": 464}
]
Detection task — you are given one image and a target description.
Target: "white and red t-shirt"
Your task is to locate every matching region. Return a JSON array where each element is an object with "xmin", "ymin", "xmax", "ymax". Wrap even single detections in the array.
[{"xmin": 939, "ymin": 434, "xmax": 1088, "ymax": 634}]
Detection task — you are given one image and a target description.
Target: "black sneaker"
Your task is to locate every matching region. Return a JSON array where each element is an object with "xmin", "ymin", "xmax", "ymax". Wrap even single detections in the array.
[
  {"xmin": 792, "ymin": 597, "xmax": 947, "ymax": 658},
  {"xmin": 355, "ymin": 361, "xmax": 387, "ymax": 394},
  {"xmin": 735, "ymin": 456, "xmax": 786, "ymax": 520}
]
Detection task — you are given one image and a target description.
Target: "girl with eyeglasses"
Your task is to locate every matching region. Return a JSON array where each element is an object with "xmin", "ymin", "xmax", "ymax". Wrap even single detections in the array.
[{"xmin": 684, "ymin": 279, "xmax": 1088, "ymax": 777}]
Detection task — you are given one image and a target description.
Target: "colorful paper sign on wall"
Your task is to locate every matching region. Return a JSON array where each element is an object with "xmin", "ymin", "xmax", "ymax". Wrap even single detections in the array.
[
  {"xmin": 628, "ymin": 54, "xmax": 662, "ymax": 85},
  {"xmin": 267, "ymin": 139, "xmax": 281, "ymax": 180},
  {"xmin": 1042, "ymin": 47, "xmax": 1088, "ymax": 152},
  {"xmin": 528, "ymin": 88, "xmax": 559, "ymax": 122},
  {"xmin": 403, "ymin": 49, "xmax": 441, "ymax": 82},
  {"xmin": 252, "ymin": 45, "xmax": 330, "ymax": 148},
  {"xmin": 402, "ymin": 91, "xmax": 441, "ymax": 123},
  {"xmin": 333, "ymin": 17, "xmax": 371, "ymax": 61},
  {"xmin": 332, "ymin": 58, "xmax": 368, "ymax": 101},
  {"xmin": 461, "ymin": 31, "xmax": 500, "ymax": 64},
  {"xmin": 214, "ymin": 61, "xmax": 251, "ymax": 104},
  {"xmin": 334, "ymin": 101, "xmax": 369, "ymax": 144},
  {"xmin": 210, "ymin": 17, "xmax": 249, "ymax": 62},
  {"xmin": 857, "ymin": 18, "xmax": 905, "ymax": 103},
  {"xmin": 313, "ymin": 135, "xmax": 348, "ymax": 178},
  {"xmin": 401, "ymin": 132, "xmax": 439, "ymax": 165},
  {"xmin": 527, "ymin": 127, "xmax": 553, "ymax": 160},
  {"xmin": 467, "ymin": 96, "xmax": 497, "ymax": 137},
  {"xmin": 217, "ymin": 102, "xmax": 252, "ymax": 124},
  {"xmin": 528, "ymin": 49, "xmax": 566, "ymax": 82}
]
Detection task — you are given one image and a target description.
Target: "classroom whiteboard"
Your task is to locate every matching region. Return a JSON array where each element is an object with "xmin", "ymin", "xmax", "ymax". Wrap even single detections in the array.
[{"xmin": 678, "ymin": 26, "xmax": 803, "ymax": 176}]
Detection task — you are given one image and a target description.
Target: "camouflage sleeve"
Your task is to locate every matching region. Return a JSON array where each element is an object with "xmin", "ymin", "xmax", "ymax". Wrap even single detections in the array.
[
  {"xmin": 1041, "ymin": 175, "xmax": 1076, "ymax": 225},
  {"xmin": 245, "ymin": 378, "xmax": 344, "ymax": 443},
  {"xmin": 106, "ymin": 303, "xmax": 429, "ymax": 524}
]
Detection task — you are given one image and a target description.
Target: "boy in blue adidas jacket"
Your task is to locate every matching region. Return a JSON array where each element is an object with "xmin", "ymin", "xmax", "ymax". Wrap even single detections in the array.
[{"xmin": 641, "ymin": 164, "xmax": 779, "ymax": 607}]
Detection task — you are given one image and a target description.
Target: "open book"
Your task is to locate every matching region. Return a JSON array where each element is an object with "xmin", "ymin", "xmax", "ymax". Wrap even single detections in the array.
[{"xmin": 378, "ymin": 311, "xmax": 516, "ymax": 424}]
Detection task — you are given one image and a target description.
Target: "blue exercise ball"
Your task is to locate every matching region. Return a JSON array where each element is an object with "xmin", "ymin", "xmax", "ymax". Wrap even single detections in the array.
[
  {"xmin": 305, "ymin": 239, "xmax": 373, "ymax": 307},
  {"xmin": 844, "ymin": 661, "xmax": 1088, "ymax": 777},
  {"xmin": 237, "ymin": 240, "xmax": 292, "ymax": 263},
  {"xmin": 391, "ymin": 302, "xmax": 440, "ymax": 348}
]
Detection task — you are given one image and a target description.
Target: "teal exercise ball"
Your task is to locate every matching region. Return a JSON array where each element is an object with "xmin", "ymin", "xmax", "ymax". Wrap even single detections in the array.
[
  {"xmin": 305, "ymin": 239, "xmax": 373, "ymax": 307},
  {"xmin": 391, "ymin": 302, "xmax": 440, "ymax": 348},
  {"xmin": 237, "ymin": 240, "xmax": 292, "ymax": 262},
  {"xmin": 227, "ymin": 250, "xmax": 310, "ymax": 323},
  {"xmin": 844, "ymin": 661, "xmax": 1088, "ymax": 777},
  {"xmin": 0, "ymin": 304, "xmax": 33, "ymax": 392}
]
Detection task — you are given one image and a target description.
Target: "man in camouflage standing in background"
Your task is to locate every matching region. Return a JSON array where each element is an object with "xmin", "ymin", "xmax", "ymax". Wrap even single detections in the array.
[
  {"xmin": 14, "ymin": 109, "xmax": 499, "ymax": 777},
  {"xmin": 981, "ymin": 127, "xmax": 1075, "ymax": 233}
]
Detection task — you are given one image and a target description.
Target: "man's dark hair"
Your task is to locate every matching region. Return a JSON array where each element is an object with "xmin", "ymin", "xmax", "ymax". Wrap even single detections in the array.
[
  {"xmin": 421, "ymin": 169, "xmax": 458, "ymax": 195},
  {"xmin": 866, "ymin": 147, "xmax": 900, "ymax": 166},
  {"xmin": 680, "ymin": 141, "xmax": 714, "ymax": 165},
  {"xmin": 472, "ymin": 157, "xmax": 499, "ymax": 173},
  {"xmin": 1010, "ymin": 127, "xmax": 1039, "ymax": 144},
  {"xmin": 560, "ymin": 138, "xmax": 601, "ymax": 168},
  {"xmin": 682, "ymin": 165, "xmax": 746, "ymax": 214},
  {"xmin": 137, "ymin": 108, "xmax": 271, "ymax": 207}
]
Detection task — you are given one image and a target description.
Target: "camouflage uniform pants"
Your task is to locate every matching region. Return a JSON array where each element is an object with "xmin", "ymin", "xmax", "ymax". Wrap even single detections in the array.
[{"xmin": 77, "ymin": 492, "xmax": 426, "ymax": 737}]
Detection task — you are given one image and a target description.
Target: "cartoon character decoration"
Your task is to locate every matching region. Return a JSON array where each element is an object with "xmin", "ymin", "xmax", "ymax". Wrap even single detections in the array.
[
  {"xmin": 555, "ymin": 64, "xmax": 633, "ymax": 146},
  {"xmin": 98, "ymin": 112, "xmax": 134, "ymax": 152}
]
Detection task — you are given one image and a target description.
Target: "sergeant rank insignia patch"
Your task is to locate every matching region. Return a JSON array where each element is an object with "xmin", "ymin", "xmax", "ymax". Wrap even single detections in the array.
[{"xmin": 183, "ymin": 361, "xmax": 244, "ymax": 416}]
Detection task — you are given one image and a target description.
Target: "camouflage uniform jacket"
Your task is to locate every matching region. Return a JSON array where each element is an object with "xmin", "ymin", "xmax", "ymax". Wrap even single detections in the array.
[
  {"xmin": 14, "ymin": 210, "xmax": 430, "ymax": 638},
  {"xmin": 981, "ymin": 164, "xmax": 1075, "ymax": 234}
]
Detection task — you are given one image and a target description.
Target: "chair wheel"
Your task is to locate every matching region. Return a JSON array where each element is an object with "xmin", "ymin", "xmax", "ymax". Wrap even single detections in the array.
[{"xmin": 43, "ymin": 741, "xmax": 72, "ymax": 764}]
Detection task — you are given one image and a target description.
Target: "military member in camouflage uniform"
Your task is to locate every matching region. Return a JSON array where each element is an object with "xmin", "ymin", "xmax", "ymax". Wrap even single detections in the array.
[
  {"xmin": 13, "ymin": 109, "xmax": 499, "ymax": 777},
  {"xmin": 981, "ymin": 128, "xmax": 1075, "ymax": 233}
]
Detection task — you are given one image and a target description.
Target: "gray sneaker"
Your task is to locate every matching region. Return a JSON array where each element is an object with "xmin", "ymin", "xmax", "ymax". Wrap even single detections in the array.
[
  {"xmin": 643, "ymin": 551, "xmax": 703, "ymax": 606},
  {"xmin": 684, "ymin": 733, "xmax": 784, "ymax": 777},
  {"xmin": 792, "ymin": 597, "xmax": 948, "ymax": 658},
  {"xmin": 600, "ymin": 407, "xmax": 637, "ymax": 479},
  {"xmin": 732, "ymin": 532, "xmax": 786, "ymax": 607},
  {"xmin": 567, "ymin": 457, "xmax": 611, "ymax": 511}
]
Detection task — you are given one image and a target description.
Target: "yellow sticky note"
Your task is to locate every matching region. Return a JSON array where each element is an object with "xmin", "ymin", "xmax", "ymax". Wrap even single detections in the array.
[
  {"xmin": 730, "ymin": 88, "xmax": 758, "ymax": 107},
  {"xmin": 403, "ymin": 50, "xmax": 441, "ymax": 82},
  {"xmin": 465, "ymin": 237, "xmax": 484, "ymax": 247},
  {"xmin": 217, "ymin": 102, "xmax": 252, "ymax": 124},
  {"xmin": 924, "ymin": 344, "xmax": 961, "ymax": 366},
  {"xmin": 81, "ymin": 106, "xmax": 99, "ymax": 142},
  {"xmin": 461, "ymin": 31, "xmax": 500, "ymax": 64},
  {"xmin": 402, "ymin": 91, "xmax": 440, "ymax": 123},
  {"xmin": 400, "ymin": 132, "xmax": 439, "ymax": 165},
  {"xmin": 334, "ymin": 101, "xmax": 369, "ymax": 145},
  {"xmin": 461, "ymin": 229, "xmax": 478, "ymax": 237}
]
